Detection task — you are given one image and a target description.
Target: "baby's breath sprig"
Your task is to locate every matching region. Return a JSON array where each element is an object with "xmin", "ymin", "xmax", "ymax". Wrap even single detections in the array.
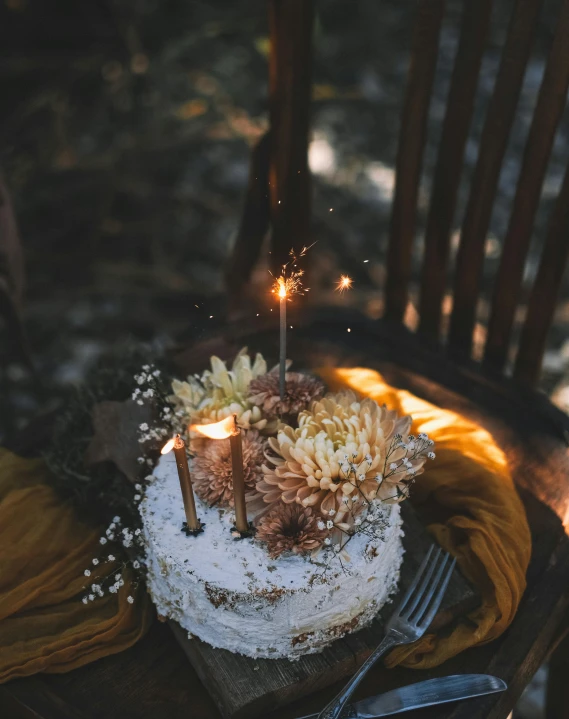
[{"xmin": 81, "ymin": 516, "xmax": 146, "ymax": 605}]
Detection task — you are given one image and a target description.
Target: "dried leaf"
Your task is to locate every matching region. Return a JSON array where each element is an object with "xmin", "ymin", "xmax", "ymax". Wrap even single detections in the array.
[{"xmin": 84, "ymin": 400, "xmax": 156, "ymax": 482}]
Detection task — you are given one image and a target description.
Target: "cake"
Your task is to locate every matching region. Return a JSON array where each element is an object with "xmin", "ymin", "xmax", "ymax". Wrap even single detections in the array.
[
  {"xmin": 140, "ymin": 350, "xmax": 435, "ymax": 660},
  {"xmin": 142, "ymin": 461, "xmax": 404, "ymax": 659}
]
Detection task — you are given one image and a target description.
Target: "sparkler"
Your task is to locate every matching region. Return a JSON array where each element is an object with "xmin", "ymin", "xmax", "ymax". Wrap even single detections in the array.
[
  {"xmin": 271, "ymin": 246, "xmax": 311, "ymax": 402},
  {"xmin": 335, "ymin": 275, "xmax": 353, "ymax": 293}
]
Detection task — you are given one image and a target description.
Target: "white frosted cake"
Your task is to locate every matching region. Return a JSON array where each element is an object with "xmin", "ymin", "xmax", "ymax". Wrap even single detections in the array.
[
  {"xmin": 142, "ymin": 454, "xmax": 404, "ymax": 659},
  {"xmin": 140, "ymin": 350, "xmax": 435, "ymax": 660}
]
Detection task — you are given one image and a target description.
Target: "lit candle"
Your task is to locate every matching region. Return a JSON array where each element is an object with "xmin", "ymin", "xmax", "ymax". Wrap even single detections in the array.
[
  {"xmin": 229, "ymin": 416, "xmax": 248, "ymax": 533},
  {"xmin": 191, "ymin": 416, "xmax": 253, "ymax": 537},
  {"xmin": 161, "ymin": 435, "xmax": 203, "ymax": 535}
]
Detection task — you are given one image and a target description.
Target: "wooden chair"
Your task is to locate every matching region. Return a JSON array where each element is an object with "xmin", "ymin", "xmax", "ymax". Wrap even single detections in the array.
[
  {"xmin": 228, "ymin": 0, "xmax": 569, "ymax": 717},
  {"xmin": 3, "ymin": 2, "xmax": 569, "ymax": 719}
]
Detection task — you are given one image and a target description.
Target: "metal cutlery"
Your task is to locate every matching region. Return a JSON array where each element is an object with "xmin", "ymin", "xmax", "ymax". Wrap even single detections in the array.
[
  {"xmin": 317, "ymin": 545, "xmax": 456, "ymax": 719},
  {"xmin": 297, "ymin": 674, "xmax": 507, "ymax": 718}
]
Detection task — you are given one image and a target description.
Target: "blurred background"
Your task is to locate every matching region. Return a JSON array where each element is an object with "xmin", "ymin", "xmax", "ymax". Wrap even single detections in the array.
[{"xmin": 1, "ymin": 0, "xmax": 568, "ymax": 715}]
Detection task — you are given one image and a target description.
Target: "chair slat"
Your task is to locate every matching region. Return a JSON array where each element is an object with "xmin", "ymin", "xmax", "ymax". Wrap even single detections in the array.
[
  {"xmin": 226, "ymin": 132, "xmax": 270, "ymax": 298},
  {"xmin": 268, "ymin": 0, "xmax": 314, "ymax": 274},
  {"xmin": 484, "ymin": 0, "xmax": 569, "ymax": 372},
  {"xmin": 448, "ymin": 0, "xmax": 544, "ymax": 355},
  {"xmin": 515, "ymin": 161, "xmax": 569, "ymax": 386},
  {"xmin": 385, "ymin": 0, "xmax": 445, "ymax": 322},
  {"xmin": 419, "ymin": 0, "xmax": 492, "ymax": 340}
]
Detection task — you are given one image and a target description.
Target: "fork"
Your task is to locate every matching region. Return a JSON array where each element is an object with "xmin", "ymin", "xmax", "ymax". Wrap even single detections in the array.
[{"xmin": 317, "ymin": 545, "xmax": 456, "ymax": 719}]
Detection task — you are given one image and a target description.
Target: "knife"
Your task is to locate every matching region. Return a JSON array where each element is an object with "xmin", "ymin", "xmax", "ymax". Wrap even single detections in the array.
[{"xmin": 297, "ymin": 674, "xmax": 507, "ymax": 718}]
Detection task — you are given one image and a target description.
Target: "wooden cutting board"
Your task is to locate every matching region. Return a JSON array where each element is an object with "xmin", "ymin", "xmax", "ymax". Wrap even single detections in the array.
[{"xmin": 170, "ymin": 502, "xmax": 478, "ymax": 719}]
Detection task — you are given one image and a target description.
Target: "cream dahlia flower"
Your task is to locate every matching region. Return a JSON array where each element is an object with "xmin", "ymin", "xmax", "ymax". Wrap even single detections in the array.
[
  {"xmin": 171, "ymin": 348, "xmax": 268, "ymax": 431},
  {"xmin": 257, "ymin": 392, "xmax": 431, "ymax": 523}
]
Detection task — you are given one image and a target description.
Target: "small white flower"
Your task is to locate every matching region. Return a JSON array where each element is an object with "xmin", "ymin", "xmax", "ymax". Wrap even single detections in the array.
[
  {"xmin": 137, "ymin": 400, "xmax": 143, "ymax": 405},
  {"xmin": 133, "ymin": 560, "xmax": 140, "ymax": 569},
  {"xmin": 89, "ymin": 594, "xmax": 95, "ymax": 601},
  {"xmin": 108, "ymin": 554, "xmax": 115, "ymax": 561},
  {"xmin": 143, "ymin": 388, "xmax": 154, "ymax": 398},
  {"xmin": 127, "ymin": 595, "xmax": 134, "ymax": 604},
  {"xmin": 84, "ymin": 569, "xmax": 91, "ymax": 576},
  {"xmin": 134, "ymin": 529, "xmax": 141, "ymax": 536},
  {"xmin": 326, "ymin": 520, "xmax": 333, "ymax": 529},
  {"xmin": 109, "ymin": 585, "xmax": 117, "ymax": 594},
  {"xmin": 135, "ymin": 483, "xmax": 142, "ymax": 491},
  {"xmin": 334, "ymin": 544, "xmax": 341, "ymax": 552},
  {"xmin": 428, "ymin": 439, "xmax": 435, "ymax": 446},
  {"xmin": 317, "ymin": 521, "xmax": 325, "ymax": 530},
  {"xmin": 115, "ymin": 574, "xmax": 121, "ymax": 581},
  {"xmin": 428, "ymin": 452, "xmax": 436, "ymax": 460},
  {"xmin": 113, "ymin": 582, "xmax": 120, "ymax": 591},
  {"xmin": 365, "ymin": 454, "xmax": 372, "ymax": 464},
  {"xmin": 324, "ymin": 538, "xmax": 331, "ymax": 546},
  {"xmin": 107, "ymin": 533, "xmax": 115, "ymax": 540},
  {"xmin": 355, "ymin": 518, "xmax": 362, "ymax": 526},
  {"xmin": 357, "ymin": 473, "xmax": 365, "ymax": 482},
  {"xmin": 92, "ymin": 558, "xmax": 99, "ymax": 565},
  {"xmin": 408, "ymin": 442, "xmax": 416, "ymax": 451},
  {"xmin": 144, "ymin": 476, "xmax": 154, "ymax": 482},
  {"xmin": 152, "ymin": 370, "xmax": 160, "ymax": 377},
  {"xmin": 100, "ymin": 537, "xmax": 107, "ymax": 545},
  {"xmin": 389, "ymin": 462, "xmax": 397, "ymax": 470},
  {"xmin": 352, "ymin": 495, "xmax": 359, "ymax": 503},
  {"xmin": 113, "ymin": 516, "xmax": 120, "ymax": 523},
  {"xmin": 134, "ymin": 494, "xmax": 141, "ymax": 501},
  {"xmin": 342, "ymin": 496, "xmax": 349, "ymax": 504},
  {"xmin": 139, "ymin": 423, "xmax": 149, "ymax": 432},
  {"xmin": 142, "ymin": 364, "xmax": 150, "ymax": 371},
  {"xmin": 136, "ymin": 376, "xmax": 144, "ymax": 385},
  {"xmin": 82, "ymin": 596, "xmax": 88, "ymax": 604},
  {"xmin": 375, "ymin": 473, "xmax": 383, "ymax": 482},
  {"xmin": 137, "ymin": 457, "xmax": 145, "ymax": 464},
  {"xmin": 328, "ymin": 508, "xmax": 336, "ymax": 516},
  {"xmin": 407, "ymin": 468, "xmax": 416, "ymax": 475}
]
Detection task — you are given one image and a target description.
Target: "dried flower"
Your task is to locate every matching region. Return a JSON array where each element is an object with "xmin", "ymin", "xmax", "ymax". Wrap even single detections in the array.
[
  {"xmin": 256, "ymin": 504, "xmax": 326, "ymax": 558},
  {"xmin": 171, "ymin": 349, "xmax": 268, "ymax": 431},
  {"xmin": 248, "ymin": 371, "xmax": 325, "ymax": 419},
  {"xmin": 192, "ymin": 430, "xmax": 266, "ymax": 507},
  {"xmin": 127, "ymin": 596, "xmax": 134, "ymax": 604},
  {"xmin": 257, "ymin": 392, "xmax": 427, "ymax": 525}
]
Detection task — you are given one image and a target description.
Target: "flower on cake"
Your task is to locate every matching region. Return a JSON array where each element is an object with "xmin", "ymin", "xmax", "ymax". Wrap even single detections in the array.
[
  {"xmin": 171, "ymin": 349, "xmax": 268, "ymax": 431},
  {"xmin": 192, "ymin": 429, "xmax": 266, "ymax": 508},
  {"xmin": 248, "ymin": 370, "xmax": 325, "ymax": 420},
  {"xmin": 256, "ymin": 392, "xmax": 432, "ymax": 527},
  {"xmin": 256, "ymin": 504, "xmax": 327, "ymax": 558}
]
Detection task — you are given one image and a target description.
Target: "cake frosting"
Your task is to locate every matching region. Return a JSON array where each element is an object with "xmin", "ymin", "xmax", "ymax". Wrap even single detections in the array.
[{"xmin": 142, "ymin": 452, "xmax": 405, "ymax": 659}]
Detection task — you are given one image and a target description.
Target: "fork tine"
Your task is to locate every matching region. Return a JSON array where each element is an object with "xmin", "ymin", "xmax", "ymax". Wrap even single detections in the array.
[
  {"xmin": 409, "ymin": 552, "xmax": 450, "ymax": 624},
  {"xmin": 416, "ymin": 557, "xmax": 456, "ymax": 629},
  {"xmin": 397, "ymin": 544, "xmax": 435, "ymax": 615},
  {"xmin": 401, "ymin": 547, "xmax": 442, "ymax": 618}
]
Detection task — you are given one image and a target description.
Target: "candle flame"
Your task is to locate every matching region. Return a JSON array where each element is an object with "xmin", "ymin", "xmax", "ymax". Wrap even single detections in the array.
[
  {"xmin": 191, "ymin": 415, "xmax": 236, "ymax": 440},
  {"xmin": 161, "ymin": 435, "xmax": 184, "ymax": 454},
  {"xmin": 336, "ymin": 275, "xmax": 353, "ymax": 293}
]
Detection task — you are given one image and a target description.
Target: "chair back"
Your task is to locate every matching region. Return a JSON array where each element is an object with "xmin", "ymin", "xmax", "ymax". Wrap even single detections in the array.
[{"xmin": 229, "ymin": 0, "xmax": 569, "ymax": 388}]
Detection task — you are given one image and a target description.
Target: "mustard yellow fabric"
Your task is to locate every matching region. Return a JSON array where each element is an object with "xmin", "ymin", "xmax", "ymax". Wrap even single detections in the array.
[
  {"xmin": 0, "ymin": 367, "xmax": 531, "ymax": 680},
  {"xmin": 0, "ymin": 448, "xmax": 153, "ymax": 683},
  {"xmin": 318, "ymin": 367, "xmax": 532, "ymax": 668}
]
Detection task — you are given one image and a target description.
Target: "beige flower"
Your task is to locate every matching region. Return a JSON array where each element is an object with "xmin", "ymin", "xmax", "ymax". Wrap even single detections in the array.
[
  {"xmin": 257, "ymin": 392, "xmax": 428, "ymax": 523},
  {"xmin": 248, "ymin": 371, "xmax": 325, "ymax": 418},
  {"xmin": 171, "ymin": 348, "xmax": 268, "ymax": 431},
  {"xmin": 191, "ymin": 430, "xmax": 266, "ymax": 507},
  {"xmin": 256, "ymin": 503, "xmax": 326, "ymax": 558}
]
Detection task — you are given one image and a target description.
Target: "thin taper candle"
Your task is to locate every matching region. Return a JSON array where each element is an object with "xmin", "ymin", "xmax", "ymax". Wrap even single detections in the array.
[
  {"xmin": 171, "ymin": 435, "xmax": 201, "ymax": 532},
  {"xmin": 279, "ymin": 292, "xmax": 286, "ymax": 401},
  {"xmin": 229, "ymin": 416, "xmax": 249, "ymax": 533}
]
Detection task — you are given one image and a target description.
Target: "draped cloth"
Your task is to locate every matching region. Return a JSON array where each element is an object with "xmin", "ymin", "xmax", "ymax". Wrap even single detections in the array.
[
  {"xmin": 0, "ymin": 449, "xmax": 153, "ymax": 683},
  {"xmin": 318, "ymin": 367, "xmax": 531, "ymax": 668},
  {"xmin": 0, "ymin": 367, "xmax": 531, "ymax": 680}
]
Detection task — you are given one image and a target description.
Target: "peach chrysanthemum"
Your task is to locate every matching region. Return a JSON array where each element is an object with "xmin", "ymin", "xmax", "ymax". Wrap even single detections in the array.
[
  {"xmin": 248, "ymin": 371, "xmax": 325, "ymax": 419},
  {"xmin": 257, "ymin": 392, "xmax": 431, "ymax": 524},
  {"xmin": 256, "ymin": 504, "xmax": 326, "ymax": 558},
  {"xmin": 191, "ymin": 430, "xmax": 266, "ymax": 507}
]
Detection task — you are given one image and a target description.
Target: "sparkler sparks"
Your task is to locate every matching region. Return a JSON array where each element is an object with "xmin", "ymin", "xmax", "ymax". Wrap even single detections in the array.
[
  {"xmin": 270, "ymin": 245, "xmax": 312, "ymax": 300},
  {"xmin": 336, "ymin": 275, "xmax": 353, "ymax": 293}
]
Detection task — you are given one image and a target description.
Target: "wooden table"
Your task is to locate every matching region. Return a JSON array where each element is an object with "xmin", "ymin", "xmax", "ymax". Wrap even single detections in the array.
[{"xmin": 3, "ymin": 316, "xmax": 569, "ymax": 719}]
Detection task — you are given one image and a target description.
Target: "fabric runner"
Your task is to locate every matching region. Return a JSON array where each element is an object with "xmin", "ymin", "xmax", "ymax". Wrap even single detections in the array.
[{"xmin": 0, "ymin": 367, "xmax": 531, "ymax": 681}]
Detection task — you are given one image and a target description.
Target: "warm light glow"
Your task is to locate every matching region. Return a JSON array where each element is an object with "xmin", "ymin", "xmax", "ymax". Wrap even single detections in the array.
[
  {"xmin": 336, "ymin": 275, "xmax": 353, "ymax": 293},
  {"xmin": 270, "ymin": 245, "xmax": 313, "ymax": 301},
  {"xmin": 161, "ymin": 435, "xmax": 184, "ymax": 454},
  {"xmin": 161, "ymin": 438, "xmax": 176, "ymax": 455},
  {"xmin": 277, "ymin": 276, "xmax": 287, "ymax": 299},
  {"xmin": 191, "ymin": 415, "xmax": 236, "ymax": 440}
]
